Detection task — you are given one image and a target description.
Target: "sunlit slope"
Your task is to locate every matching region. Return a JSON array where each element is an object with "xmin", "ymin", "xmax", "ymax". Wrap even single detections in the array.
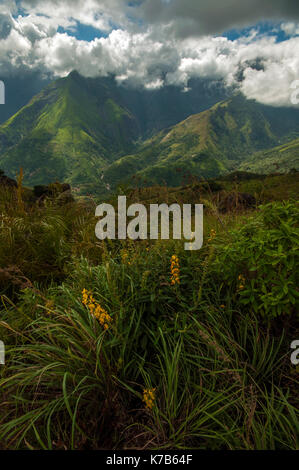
[
  {"xmin": 103, "ymin": 94, "xmax": 299, "ymax": 188},
  {"xmin": 240, "ymin": 138, "xmax": 299, "ymax": 174}
]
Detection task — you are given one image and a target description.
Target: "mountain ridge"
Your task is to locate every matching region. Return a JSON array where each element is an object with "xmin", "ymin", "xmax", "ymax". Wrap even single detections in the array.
[
  {"xmin": 101, "ymin": 94, "xmax": 299, "ymax": 190},
  {"xmin": 0, "ymin": 72, "xmax": 299, "ymax": 191},
  {"xmin": 0, "ymin": 72, "xmax": 230, "ymax": 186}
]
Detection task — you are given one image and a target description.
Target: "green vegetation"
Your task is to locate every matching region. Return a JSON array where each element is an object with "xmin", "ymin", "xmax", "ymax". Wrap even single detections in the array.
[
  {"xmin": 1, "ymin": 73, "xmax": 299, "ymax": 193},
  {"xmin": 0, "ymin": 73, "xmax": 139, "ymax": 186},
  {"xmin": 241, "ymin": 138, "xmax": 299, "ymax": 174},
  {"xmin": 101, "ymin": 95, "xmax": 299, "ymax": 191},
  {"xmin": 213, "ymin": 202, "xmax": 298, "ymax": 318},
  {"xmin": 0, "ymin": 173, "xmax": 298, "ymax": 450}
]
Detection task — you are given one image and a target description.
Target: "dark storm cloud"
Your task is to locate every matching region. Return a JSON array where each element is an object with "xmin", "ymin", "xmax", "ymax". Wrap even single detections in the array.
[{"xmin": 139, "ymin": 0, "xmax": 299, "ymax": 37}]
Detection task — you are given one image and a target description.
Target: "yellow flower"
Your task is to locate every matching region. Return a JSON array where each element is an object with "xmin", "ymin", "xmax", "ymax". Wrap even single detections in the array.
[
  {"xmin": 143, "ymin": 388, "xmax": 156, "ymax": 410},
  {"xmin": 208, "ymin": 229, "xmax": 216, "ymax": 243},
  {"xmin": 121, "ymin": 250, "xmax": 130, "ymax": 265},
  {"xmin": 170, "ymin": 255, "xmax": 180, "ymax": 285},
  {"xmin": 82, "ymin": 289, "xmax": 112, "ymax": 330},
  {"xmin": 237, "ymin": 274, "xmax": 246, "ymax": 291},
  {"xmin": 45, "ymin": 299, "xmax": 54, "ymax": 312},
  {"xmin": 82, "ymin": 288, "xmax": 89, "ymax": 305}
]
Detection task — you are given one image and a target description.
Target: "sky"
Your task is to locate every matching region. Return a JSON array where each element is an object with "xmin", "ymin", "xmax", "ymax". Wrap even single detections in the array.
[{"xmin": 1, "ymin": 0, "xmax": 299, "ymax": 106}]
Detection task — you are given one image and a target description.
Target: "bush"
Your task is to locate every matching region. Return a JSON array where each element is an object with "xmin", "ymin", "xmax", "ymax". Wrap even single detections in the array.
[{"xmin": 212, "ymin": 202, "xmax": 299, "ymax": 319}]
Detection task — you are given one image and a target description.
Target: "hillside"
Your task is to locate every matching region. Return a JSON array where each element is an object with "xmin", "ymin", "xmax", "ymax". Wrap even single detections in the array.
[
  {"xmin": 0, "ymin": 73, "xmax": 229, "ymax": 186},
  {"xmin": 0, "ymin": 72, "xmax": 140, "ymax": 186},
  {"xmin": 240, "ymin": 137, "xmax": 299, "ymax": 174},
  {"xmin": 1, "ymin": 72, "xmax": 299, "ymax": 191},
  {"xmin": 102, "ymin": 94, "xmax": 299, "ymax": 190}
]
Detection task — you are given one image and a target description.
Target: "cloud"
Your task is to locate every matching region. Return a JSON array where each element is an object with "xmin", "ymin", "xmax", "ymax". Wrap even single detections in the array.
[
  {"xmin": 0, "ymin": 0, "xmax": 17, "ymax": 15},
  {"xmin": 15, "ymin": 0, "xmax": 299, "ymax": 39},
  {"xmin": 1, "ymin": 0, "xmax": 299, "ymax": 108},
  {"xmin": 238, "ymin": 37, "xmax": 299, "ymax": 106},
  {"xmin": 281, "ymin": 21, "xmax": 299, "ymax": 36},
  {"xmin": 31, "ymin": 27, "xmax": 181, "ymax": 88},
  {"xmin": 20, "ymin": 0, "xmax": 133, "ymax": 32},
  {"xmin": 0, "ymin": 14, "xmax": 13, "ymax": 40},
  {"xmin": 138, "ymin": 0, "xmax": 299, "ymax": 37}
]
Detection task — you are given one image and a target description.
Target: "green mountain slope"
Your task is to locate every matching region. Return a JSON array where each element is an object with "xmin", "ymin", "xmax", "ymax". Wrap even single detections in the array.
[
  {"xmin": 102, "ymin": 94, "xmax": 299, "ymax": 189},
  {"xmin": 0, "ymin": 72, "xmax": 229, "ymax": 186},
  {"xmin": 240, "ymin": 138, "xmax": 299, "ymax": 174},
  {"xmin": 1, "ymin": 72, "xmax": 299, "ymax": 191},
  {"xmin": 0, "ymin": 71, "xmax": 139, "ymax": 185}
]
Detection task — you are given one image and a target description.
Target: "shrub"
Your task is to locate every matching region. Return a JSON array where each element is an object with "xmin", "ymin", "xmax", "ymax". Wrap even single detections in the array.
[{"xmin": 212, "ymin": 202, "xmax": 299, "ymax": 319}]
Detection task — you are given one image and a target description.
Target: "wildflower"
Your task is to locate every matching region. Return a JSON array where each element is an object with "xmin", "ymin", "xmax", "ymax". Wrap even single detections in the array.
[
  {"xmin": 121, "ymin": 249, "xmax": 129, "ymax": 263},
  {"xmin": 93, "ymin": 304, "xmax": 112, "ymax": 330},
  {"xmin": 82, "ymin": 288, "xmax": 94, "ymax": 306},
  {"xmin": 170, "ymin": 255, "xmax": 180, "ymax": 285},
  {"xmin": 45, "ymin": 299, "xmax": 54, "ymax": 312},
  {"xmin": 220, "ymin": 304, "xmax": 225, "ymax": 309},
  {"xmin": 121, "ymin": 249, "xmax": 133, "ymax": 266},
  {"xmin": 208, "ymin": 228, "xmax": 216, "ymax": 243},
  {"xmin": 143, "ymin": 388, "xmax": 156, "ymax": 410},
  {"xmin": 238, "ymin": 275, "xmax": 246, "ymax": 291},
  {"xmin": 82, "ymin": 289, "xmax": 112, "ymax": 330}
]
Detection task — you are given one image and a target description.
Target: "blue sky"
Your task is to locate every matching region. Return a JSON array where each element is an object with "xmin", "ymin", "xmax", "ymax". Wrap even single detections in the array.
[
  {"xmin": 56, "ymin": 20, "xmax": 297, "ymax": 44},
  {"xmin": 224, "ymin": 21, "xmax": 291, "ymax": 42},
  {"xmin": 54, "ymin": 20, "xmax": 291, "ymax": 43},
  {"xmin": 57, "ymin": 23, "xmax": 109, "ymax": 41}
]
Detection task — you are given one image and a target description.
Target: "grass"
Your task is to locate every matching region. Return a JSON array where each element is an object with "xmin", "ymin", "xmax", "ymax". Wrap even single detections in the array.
[{"xmin": 0, "ymin": 174, "xmax": 298, "ymax": 450}]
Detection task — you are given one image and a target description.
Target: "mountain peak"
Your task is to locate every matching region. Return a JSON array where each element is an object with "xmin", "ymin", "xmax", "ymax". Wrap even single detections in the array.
[{"xmin": 67, "ymin": 70, "xmax": 81, "ymax": 79}]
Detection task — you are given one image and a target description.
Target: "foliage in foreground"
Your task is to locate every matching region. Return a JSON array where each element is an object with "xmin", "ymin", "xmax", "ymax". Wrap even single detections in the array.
[
  {"xmin": 213, "ymin": 202, "xmax": 299, "ymax": 318},
  {"xmin": 0, "ymin": 185, "xmax": 298, "ymax": 450},
  {"xmin": 0, "ymin": 257, "xmax": 298, "ymax": 450}
]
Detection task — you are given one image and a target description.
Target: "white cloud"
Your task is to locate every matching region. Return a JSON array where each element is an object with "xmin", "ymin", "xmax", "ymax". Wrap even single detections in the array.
[
  {"xmin": 0, "ymin": 1, "xmax": 17, "ymax": 16},
  {"xmin": 238, "ymin": 37, "xmax": 299, "ymax": 106},
  {"xmin": 20, "ymin": 0, "xmax": 133, "ymax": 32},
  {"xmin": 1, "ymin": 0, "xmax": 299, "ymax": 108},
  {"xmin": 281, "ymin": 22, "xmax": 299, "ymax": 36}
]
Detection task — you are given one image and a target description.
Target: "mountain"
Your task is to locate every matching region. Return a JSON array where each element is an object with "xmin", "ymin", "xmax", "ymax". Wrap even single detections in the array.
[
  {"xmin": 0, "ymin": 72, "xmax": 141, "ymax": 186},
  {"xmin": 0, "ymin": 72, "xmax": 229, "ymax": 186},
  {"xmin": 1, "ymin": 71, "xmax": 299, "ymax": 191},
  {"xmin": 102, "ymin": 94, "xmax": 299, "ymax": 189},
  {"xmin": 240, "ymin": 138, "xmax": 299, "ymax": 174}
]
